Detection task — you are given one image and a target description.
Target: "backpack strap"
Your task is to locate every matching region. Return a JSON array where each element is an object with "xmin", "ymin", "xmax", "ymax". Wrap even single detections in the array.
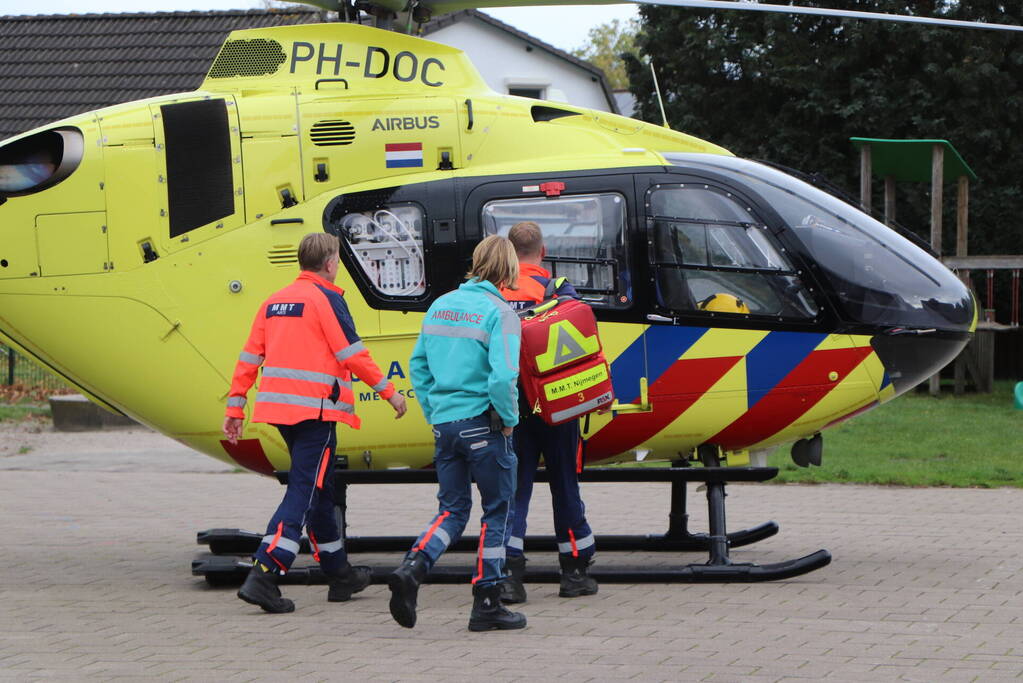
[{"xmin": 543, "ymin": 276, "xmax": 568, "ymax": 300}]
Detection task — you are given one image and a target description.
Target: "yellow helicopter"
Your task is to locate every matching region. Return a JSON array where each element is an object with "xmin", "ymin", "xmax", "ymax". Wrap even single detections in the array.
[{"xmin": 0, "ymin": 1, "xmax": 1011, "ymax": 582}]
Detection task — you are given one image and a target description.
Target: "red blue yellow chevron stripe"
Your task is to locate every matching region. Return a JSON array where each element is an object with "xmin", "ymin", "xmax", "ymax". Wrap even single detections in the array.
[{"xmin": 582, "ymin": 325, "xmax": 887, "ymax": 462}]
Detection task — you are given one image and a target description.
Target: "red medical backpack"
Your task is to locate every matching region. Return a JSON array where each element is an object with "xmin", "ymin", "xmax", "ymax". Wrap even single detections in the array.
[{"xmin": 517, "ymin": 290, "xmax": 615, "ymax": 425}]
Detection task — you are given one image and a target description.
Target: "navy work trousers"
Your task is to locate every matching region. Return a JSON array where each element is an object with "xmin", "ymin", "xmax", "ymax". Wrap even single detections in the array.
[
  {"xmin": 411, "ymin": 414, "xmax": 516, "ymax": 587},
  {"xmin": 254, "ymin": 419, "xmax": 347, "ymax": 576},
  {"xmin": 506, "ymin": 415, "xmax": 595, "ymax": 559}
]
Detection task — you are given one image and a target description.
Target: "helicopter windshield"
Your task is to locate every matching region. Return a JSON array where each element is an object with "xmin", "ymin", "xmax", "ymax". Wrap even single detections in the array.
[{"xmin": 663, "ymin": 154, "xmax": 973, "ymax": 330}]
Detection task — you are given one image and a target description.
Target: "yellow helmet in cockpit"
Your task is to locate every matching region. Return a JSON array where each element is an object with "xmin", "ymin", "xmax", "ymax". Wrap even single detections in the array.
[{"xmin": 698, "ymin": 293, "xmax": 750, "ymax": 314}]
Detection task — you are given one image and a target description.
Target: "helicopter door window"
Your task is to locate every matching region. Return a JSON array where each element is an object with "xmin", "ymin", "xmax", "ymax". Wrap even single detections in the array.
[
  {"xmin": 508, "ymin": 87, "xmax": 545, "ymax": 100},
  {"xmin": 337, "ymin": 203, "xmax": 426, "ymax": 298},
  {"xmin": 649, "ymin": 185, "xmax": 818, "ymax": 320},
  {"xmin": 481, "ymin": 192, "xmax": 631, "ymax": 309}
]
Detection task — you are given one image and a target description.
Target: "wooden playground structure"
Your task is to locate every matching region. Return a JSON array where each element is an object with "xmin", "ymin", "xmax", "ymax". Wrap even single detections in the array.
[{"xmin": 853, "ymin": 138, "xmax": 1022, "ymax": 394}]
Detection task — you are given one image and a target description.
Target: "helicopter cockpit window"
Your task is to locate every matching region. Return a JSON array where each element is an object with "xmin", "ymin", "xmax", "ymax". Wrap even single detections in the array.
[
  {"xmin": 0, "ymin": 128, "xmax": 84, "ymax": 197},
  {"xmin": 662, "ymin": 154, "xmax": 973, "ymax": 329},
  {"xmin": 481, "ymin": 193, "xmax": 631, "ymax": 309},
  {"xmin": 648, "ymin": 185, "xmax": 819, "ymax": 319},
  {"xmin": 337, "ymin": 204, "xmax": 426, "ymax": 297}
]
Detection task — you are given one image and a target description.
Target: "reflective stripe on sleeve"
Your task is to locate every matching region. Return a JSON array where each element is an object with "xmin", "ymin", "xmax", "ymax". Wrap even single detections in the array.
[
  {"xmin": 481, "ymin": 546, "xmax": 505, "ymax": 560},
  {"xmin": 335, "ymin": 340, "xmax": 367, "ymax": 363},
  {"xmin": 421, "ymin": 324, "xmax": 490, "ymax": 343},
  {"xmin": 262, "ymin": 366, "xmax": 337, "ymax": 386},
  {"xmin": 507, "ymin": 536, "xmax": 524, "ymax": 550},
  {"xmin": 317, "ymin": 539, "xmax": 343, "ymax": 553},
  {"xmin": 239, "ymin": 351, "xmax": 264, "ymax": 365},
  {"xmin": 226, "ymin": 397, "xmax": 247, "ymax": 408},
  {"xmin": 370, "ymin": 378, "xmax": 389, "ymax": 393},
  {"xmin": 481, "ymin": 291, "xmax": 520, "ymax": 373},
  {"xmin": 262, "ymin": 534, "xmax": 301, "ymax": 555},
  {"xmin": 558, "ymin": 533, "xmax": 595, "ymax": 555}
]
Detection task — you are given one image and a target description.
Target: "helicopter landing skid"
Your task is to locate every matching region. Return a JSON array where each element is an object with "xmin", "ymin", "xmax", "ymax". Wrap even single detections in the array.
[{"xmin": 193, "ymin": 465, "xmax": 830, "ymax": 584}]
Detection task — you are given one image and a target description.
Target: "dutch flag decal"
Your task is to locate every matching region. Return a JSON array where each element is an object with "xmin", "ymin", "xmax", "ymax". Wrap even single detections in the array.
[{"xmin": 385, "ymin": 142, "xmax": 424, "ymax": 168}]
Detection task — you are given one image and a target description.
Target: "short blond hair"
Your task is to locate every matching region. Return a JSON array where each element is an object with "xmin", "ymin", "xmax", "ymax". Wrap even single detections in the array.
[
  {"xmin": 298, "ymin": 233, "xmax": 339, "ymax": 271},
  {"xmin": 507, "ymin": 221, "xmax": 544, "ymax": 258},
  {"xmin": 467, "ymin": 235, "xmax": 519, "ymax": 290}
]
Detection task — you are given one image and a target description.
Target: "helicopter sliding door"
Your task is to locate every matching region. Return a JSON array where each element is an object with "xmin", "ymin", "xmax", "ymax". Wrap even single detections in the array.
[{"xmin": 464, "ymin": 173, "xmax": 645, "ymax": 447}]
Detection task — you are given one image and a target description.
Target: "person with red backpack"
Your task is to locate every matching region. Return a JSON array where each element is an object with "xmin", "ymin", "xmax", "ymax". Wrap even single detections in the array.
[{"xmin": 499, "ymin": 221, "xmax": 598, "ymax": 604}]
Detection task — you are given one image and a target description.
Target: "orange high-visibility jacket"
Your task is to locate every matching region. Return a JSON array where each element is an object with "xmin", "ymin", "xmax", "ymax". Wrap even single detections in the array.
[{"xmin": 225, "ymin": 271, "xmax": 394, "ymax": 428}]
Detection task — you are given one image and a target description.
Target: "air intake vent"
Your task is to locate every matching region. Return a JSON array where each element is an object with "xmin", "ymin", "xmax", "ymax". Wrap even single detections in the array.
[
  {"xmin": 267, "ymin": 247, "xmax": 298, "ymax": 267},
  {"xmin": 311, "ymin": 120, "xmax": 356, "ymax": 146},
  {"xmin": 208, "ymin": 39, "xmax": 286, "ymax": 79},
  {"xmin": 531, "ymin": 105, "xmax": 582, "ymax": 123}
]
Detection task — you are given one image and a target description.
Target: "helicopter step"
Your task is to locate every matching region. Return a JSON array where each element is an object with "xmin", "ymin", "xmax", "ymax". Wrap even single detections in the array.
[{"xmin": 193, "ymin": 466, "xmax": 831, "ymax": 584}]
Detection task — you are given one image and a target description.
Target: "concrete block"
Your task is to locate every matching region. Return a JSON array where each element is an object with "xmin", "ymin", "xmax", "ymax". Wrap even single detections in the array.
[{"xmin": 48, "ymin": 394, "xmax": 137, "ymax": 431}]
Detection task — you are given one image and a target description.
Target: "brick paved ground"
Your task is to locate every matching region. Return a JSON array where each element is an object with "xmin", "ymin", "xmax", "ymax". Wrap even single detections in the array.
[{"xmin": 2, "ymin": 428, "xmax": 1022, "ymax": 681}]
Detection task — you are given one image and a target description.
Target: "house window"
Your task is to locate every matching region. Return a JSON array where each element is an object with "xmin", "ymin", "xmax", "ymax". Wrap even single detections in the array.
[
  {"xmin": 648, "ymin": 185, "xmax": 818, "ymax": 319},
  {"xmin": 508, "ymin": 87, "xmax": 545, "ymax": 100},
  {"xmin": 482, "ymin": 192, "xmax": 631, "ymax": 309}
]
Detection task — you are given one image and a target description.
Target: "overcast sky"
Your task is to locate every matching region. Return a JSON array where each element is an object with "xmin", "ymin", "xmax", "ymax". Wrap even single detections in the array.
[{"xmin": 2, "ymin": 1, "xmax": 639, "ymax": 52}]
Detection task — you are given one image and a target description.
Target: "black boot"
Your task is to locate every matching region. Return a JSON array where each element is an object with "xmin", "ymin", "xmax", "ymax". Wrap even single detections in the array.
[
  {"xmin": 387, "ymin": 551, "xmax": 429, "ymax": 628},
  {"xmin": 237, "ymin": 563, "xmax": 295, "ymax": 613},
  {"xmin": 468, "ymin": 583, "xmax": 527, "ymax": 631},
  {"xmin": 559, "ymin": 555, "xmax": 598, "ymax": 598},
  {"xmin": 327, "ymin": 564, "xmax": 373, "ymax": 602},
  {"xmin": 499, "ymin": 554, "xmax": 527, "ymax": 604}
]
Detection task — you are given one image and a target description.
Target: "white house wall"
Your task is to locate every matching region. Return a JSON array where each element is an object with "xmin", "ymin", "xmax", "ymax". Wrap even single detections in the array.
[{"xmin": 426, "ymin": 20, "xmax": 612, "ymax": 112}]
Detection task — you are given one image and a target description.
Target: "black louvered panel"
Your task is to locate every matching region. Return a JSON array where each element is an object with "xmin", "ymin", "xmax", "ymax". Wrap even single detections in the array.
[{"xmin": 310, "ymin": 120, "xmax": 355, "ymax": 147}]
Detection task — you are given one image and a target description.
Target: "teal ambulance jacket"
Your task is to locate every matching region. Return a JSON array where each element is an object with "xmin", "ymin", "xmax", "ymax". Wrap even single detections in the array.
[{"xmin": 409, "ymin": 278, "xmax": 522, "ymax": 428}]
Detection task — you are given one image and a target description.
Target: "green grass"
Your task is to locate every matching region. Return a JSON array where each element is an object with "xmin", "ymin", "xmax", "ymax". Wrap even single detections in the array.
[
  {"xmin": 769, "ymin": 380, "xmax": 1023, "ymax": 487},
  {"xmin": 0, "ymin": 401, "xmax": 50, "ymax": 422}
]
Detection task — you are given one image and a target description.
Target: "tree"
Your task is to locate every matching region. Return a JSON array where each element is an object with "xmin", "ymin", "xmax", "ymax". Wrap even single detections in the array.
[
  {"xmin": 625, "ymin": 1, "xmax": 1023, "ymax": 263},
  {"xmin": 572, "ymin": 18, "xmax": 641, "ymax": 90}
]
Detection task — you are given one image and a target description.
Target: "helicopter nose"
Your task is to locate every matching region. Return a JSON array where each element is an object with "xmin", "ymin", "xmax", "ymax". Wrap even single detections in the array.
[
  {"xmin": 870, "ymin": 331, "xmax": 971, "ymax": 396},
  {"xmin": 869, "ymin": 289, "xmax": 975, "ymax": 397}
]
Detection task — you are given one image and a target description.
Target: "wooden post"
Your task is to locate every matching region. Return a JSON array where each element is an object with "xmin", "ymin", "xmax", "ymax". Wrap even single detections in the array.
[
  {"xmin": 956, "ymin": 175, "xmax": 969, "ymax": 257},
  {"xmin": 859, "ymin": 144, "xmax": 872, "ymax": 213},
  {"xmin": 930, "ymin": 143, "xmax": 944, "ymax": 255},
  {"xmin": 884, "ymin": 175, "xmax": 896, "ymax": 226},
  {"xmin": 929, "ymin": 143, "xmax": 944, "ymax": 396}
]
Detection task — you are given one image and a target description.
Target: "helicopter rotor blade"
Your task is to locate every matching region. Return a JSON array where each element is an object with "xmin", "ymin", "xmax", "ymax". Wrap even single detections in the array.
[
  {"xmin": 293, "ymin": 0, "xmax": 1023, "ymax": 34},
  {"xmin": 629, "ymin": 0, "xmax": 1023, "ymax": 34}
]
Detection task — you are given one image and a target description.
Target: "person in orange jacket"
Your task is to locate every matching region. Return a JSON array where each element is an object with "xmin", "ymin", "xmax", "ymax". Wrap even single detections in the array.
[{"xmin": 224, "ymin": 232, "xmax": 406, "ymax": 613}]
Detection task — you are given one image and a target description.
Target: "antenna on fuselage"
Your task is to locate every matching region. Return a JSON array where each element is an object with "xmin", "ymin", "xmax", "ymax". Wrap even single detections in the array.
[{"xmin": 650, "ymin": 61, "xmax": 670, "ymax": 128}]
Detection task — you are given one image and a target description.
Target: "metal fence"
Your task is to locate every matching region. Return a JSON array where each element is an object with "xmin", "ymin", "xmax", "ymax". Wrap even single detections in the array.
[{"xmin": 1, "ymin": 344, "xmax": 73, "ymax": 393}]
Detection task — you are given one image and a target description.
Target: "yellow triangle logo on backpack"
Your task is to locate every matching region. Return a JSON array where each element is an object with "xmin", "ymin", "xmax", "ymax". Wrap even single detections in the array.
[{"xmin": 534, "ymin": 320, "xmax": 599, "ymax": 373}]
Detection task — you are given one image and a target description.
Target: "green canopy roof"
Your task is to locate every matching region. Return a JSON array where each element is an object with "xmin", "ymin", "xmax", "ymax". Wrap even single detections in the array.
[{"xmin": 850, "ymin": 138, "xmax": 977, "ymax": 183}]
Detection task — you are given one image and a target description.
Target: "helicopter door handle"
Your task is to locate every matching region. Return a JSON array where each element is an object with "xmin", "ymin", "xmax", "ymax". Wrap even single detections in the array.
[
  {"xmin": 315, "ymin": 78, "xmax": 349, "ymax": 90},
  {"xmin": 464, "ymin": 98, "xmax": 473, "ymax": 130},
  {"xmin": 610, "ymin": 376, "xmax": 653, "ymax": 414},
  {"xmin": 646, "ymin": 313, "xmax": 674, "ymax": 323}
]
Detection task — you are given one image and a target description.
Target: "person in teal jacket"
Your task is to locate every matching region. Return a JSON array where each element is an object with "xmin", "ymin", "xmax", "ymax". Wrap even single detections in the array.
[{"xmin": 387, "ymin": 235, "xmax": 527, "ymax": 632}]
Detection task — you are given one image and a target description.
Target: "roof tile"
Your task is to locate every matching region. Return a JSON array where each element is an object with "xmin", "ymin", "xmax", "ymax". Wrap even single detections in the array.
[{"xmin": 0, "ymin": 9, "xmax": 322, "ymax": 138}]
